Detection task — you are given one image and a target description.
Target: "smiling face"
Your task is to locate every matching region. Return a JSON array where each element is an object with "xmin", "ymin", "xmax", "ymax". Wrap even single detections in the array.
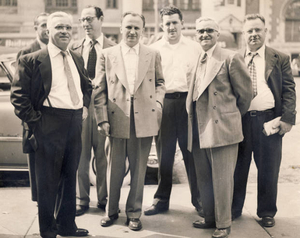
[
  {"xmin": 196, "ymin": 19, "xmax": 220, "ymax": 52},
  {"xmin": 243, "ymin": 18, "xmax": 267, "ymax": 52},
  {"xmin": 35, "ymin": 15, "xmax": 49, "ymax": 44},
  {"xmin": 48, "ymin": 15, "xmax": 72, "ymax": 51},
  {"xmin": 120, "ymin": 14, "xmax": 144, "ymax": 47},
  {"xmin": 160, "ymin": 13, "xmax": 183, "ymax": 44},
  {"xmin": 80, "ymin": 7, "xmax": 103, "ymax": 40}
]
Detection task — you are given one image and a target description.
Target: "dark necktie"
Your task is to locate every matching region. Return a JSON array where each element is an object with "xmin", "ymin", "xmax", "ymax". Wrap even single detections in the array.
[
  {"xmin": 248, "ymin": 52, "xmax": 258, "ymax": 97},
  {"xmin": 61, "ymin": 51, "xmax": 80, "ymax": 105},
  {"xmin": 193, "ymin": 53, "xmax": 208, "ymax": 101},
  {"xmin": 87, "ymin": 40, "xmax": 97, "ymax": 80}
]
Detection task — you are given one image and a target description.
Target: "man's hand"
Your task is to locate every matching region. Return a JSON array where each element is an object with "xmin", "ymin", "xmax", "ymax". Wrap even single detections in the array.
[
  {"xmin": 82, "ymin": 106, "xmax": 88, "ymax": 121},
  {"xmin": 273, "ymin": 120, "xmax": 293, "ymax": 136},
  {"xmin": 98, "ymin": 122, "xmax": 110, "ymax": 136}
]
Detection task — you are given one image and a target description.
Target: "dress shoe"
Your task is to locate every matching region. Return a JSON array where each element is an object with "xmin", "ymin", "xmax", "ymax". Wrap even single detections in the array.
[
  {"xmin": 97, "ymin": 202, "xmax": 106, "ymax": 211},
  {"xmin": 212, "ymin": 227, "xmax": 231, "ymax": 238},
  {"xmin": 144, "ymin": 203, "xmax": 169, "ymax": 216},
  {"xmin": 101, "ymin": 213, "xmax": 119, "ymax": 227},
  {"xmin": 193, "ymin": 220, "xmax": 216, "ymax": 229},
  {"xmin": 126, "ymin": 218, "xmax": 142, "ymax": 231},
  {"xmin": 261, "ymin": 216, "xmax": 275, "ymax": 227},
  {"xmin": 58, "ymin": 228, "xmax": 89, "ymax": 237},
  {"xmin": 76, "ymin": 205, "xmax": 89, "ymax": 216}
]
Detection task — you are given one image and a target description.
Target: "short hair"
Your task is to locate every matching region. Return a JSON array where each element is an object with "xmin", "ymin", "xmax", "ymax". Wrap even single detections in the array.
[
  {"xmin": 34, "ymin": 12, "xmax": 49, "ymax": 26},
  {"xmin": 121, "ymin": 11, "xmax": 145, "ymax": 28},
  {"xmin": 195, "ymin": 17, "xmax": 220, "ymax": 31},
  {"xmin": 83, "ymin": 5, "xmax": 104, "ymax": 19},
  {"xmin": 159, "ymin": 5, "xmax": 183, "ymax": 21},
  {"xmin": 47, "ymin": 11, "xmax": 73, "ymax": 29},
  {"xmin": 244, "ymin": 14, "xmax": 265, "ymax": 25}
]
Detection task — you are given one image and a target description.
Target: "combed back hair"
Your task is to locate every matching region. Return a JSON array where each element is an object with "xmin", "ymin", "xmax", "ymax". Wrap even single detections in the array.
[
  {"xmin": 84, "ymin": 5, "xmax": 104, "ymax": 19},
  {"xmin": 47, "ymin": 11, "xmax": 73, "ymax": 29},
  {"xmin": 244, "ymin": 14, "xmax": 265, "ymax": 25},
  {"xmin": 195, "ymin": 17, "xmax": 220, "ymax": 31},
  {"xmin": 34, "ymin": 12, "xmax": 49, "ymax": 26},
  {"xmin": 121, "ymin": 11, "xmax": 146, "ymax": 28},
  {"xmin": 159, "ymin": 5, "xmax": 183, "ymax": 21}
]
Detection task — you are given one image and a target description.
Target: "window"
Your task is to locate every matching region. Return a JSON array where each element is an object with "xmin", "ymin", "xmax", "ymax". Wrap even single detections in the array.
[
  {"xmin": 173, "ymin": 0, "xmax": 200, "ymax": 10},
  {"xmin": 45, "ymin": 0, "xmax": 77, "ymax": 14},
  {"xmin": 0, "ymin": 0, "xmax": 17, "ymax": 6},
  {"xmin": 237, "ymin": 0, "xmax": 241, "ymax": 6},
  {"xmin": 107, "ymin": 0, "xmax": 117, "ymax": 9},
  {"xmin": 228, "ymin": 0, "xmax": 234, "ymax": 4},
  {"xmin": 285, "ymin": 0, "xmax": 300, "ymax": 42}
]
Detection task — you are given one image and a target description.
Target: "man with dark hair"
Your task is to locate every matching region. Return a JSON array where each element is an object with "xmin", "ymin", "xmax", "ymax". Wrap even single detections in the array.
[
  {"xmin": 16, "ymin": 12, "xmax": 49, "ymax": 203},
  {"xmin": 70, "ymin": 5, "xmax": 115, "ymax": 217},
  {"xmin": 94, "ymin": 11, "xmax": 165, "ymax": 231},
  {"xmin": 232, "ymin": 13, "xmax": 296, "ymax": 228},
  {"xmin": 11, "ymin": 11, "xmax": 91, "ymax": 237},
  {"xmin": 144, "ymin": 5, "xmax": 202, "ymax": 216}
]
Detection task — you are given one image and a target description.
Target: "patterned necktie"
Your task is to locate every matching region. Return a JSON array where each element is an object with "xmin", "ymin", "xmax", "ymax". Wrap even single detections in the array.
[
  {"xmin": 248, "ymin": 52, "xmax": 258, "ymax": 97},
  {"xmin": 87, "ymin": 40, "xmax": 97, "ymax": 80},
  {"xmin": 193, "ymin": 53, "xmax": 208, "ymax": 101},
  {"xmin": 61, "ymin": 51, "xmax": 80, "ymax": 105}
]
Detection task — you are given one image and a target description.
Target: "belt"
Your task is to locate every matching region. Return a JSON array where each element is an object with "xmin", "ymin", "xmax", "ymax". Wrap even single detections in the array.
[
  {"xmin": 165, "ymin": 92, "xmax": 187, "ymax": 99},
  {"xmin": 247, "ymin": 109, "xmax": 274, "ymax": 117}
]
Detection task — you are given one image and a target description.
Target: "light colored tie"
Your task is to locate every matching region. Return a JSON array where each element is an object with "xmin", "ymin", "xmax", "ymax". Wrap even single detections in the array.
[
  {"xmin": 193, "ymin": 53, "xmax": 207, "ymax": 101},
  {"xmin": 61, "ymin": 51, "xmax": 80, "ymax": 105},
  {"xmin": 126, "ymin": 48, "xmax": 137, "ymax": 95},
  {"xmin": 248, "ymin": 52, "xmax": 258, "ymax": 98},
  {"xmin": 87, "ymin": 40, "xmax": 97, "ymax": 80}
]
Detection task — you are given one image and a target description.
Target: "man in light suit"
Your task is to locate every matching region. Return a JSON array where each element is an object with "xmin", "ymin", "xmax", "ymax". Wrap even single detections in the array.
[
  {"xmin": 16, "ymin": 12, "xmax": 49, "ymax": 203},
  {"xmin": 187, "ymin": 17, "xmax": 252, "ymax": 238},
  {"xmin": 94, "ymin": 12, "xmax": 165, "ymax": 231},
  {"xmin": 70, "ymin": 5, "xmax": 115, "ymax": 216},
  {"xmin": 232, "ymin": 14, "xmax": 296, "ymax": 227},
  {"xmin": 11, "ymin": 11, "xmax": 91, "ymax": 238}
]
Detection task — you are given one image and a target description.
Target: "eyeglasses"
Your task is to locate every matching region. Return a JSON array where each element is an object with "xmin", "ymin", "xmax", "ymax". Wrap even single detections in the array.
[
  {"xmin": 196, "ymin": 28, "xmax": 218, "ymax": 34},
  {"xmin": 79, "ymin": 16, "xmax": 96, "ymax": 23}
]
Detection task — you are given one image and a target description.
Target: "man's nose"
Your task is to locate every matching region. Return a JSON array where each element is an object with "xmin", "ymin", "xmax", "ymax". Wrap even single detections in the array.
[
  {"xmin": 169, "ymin": 23, "xmax": 175, "ymax": 29},
  {"xmin": 130, "ymin": 28, "xmax": 135, "ymax": 34}
]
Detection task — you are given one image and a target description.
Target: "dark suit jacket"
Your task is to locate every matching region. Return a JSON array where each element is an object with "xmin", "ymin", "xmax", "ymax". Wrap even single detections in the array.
[
  {"xmin": 240, "ymin": 46, "xmax": 296, "ymax": 125},
  {"xmin": 17, "ymin": 39, "xmax": 41, "ymax": 60},
  {"xmin": 11, "ymin": 47, "xmax": 92, "ymax": 133}
]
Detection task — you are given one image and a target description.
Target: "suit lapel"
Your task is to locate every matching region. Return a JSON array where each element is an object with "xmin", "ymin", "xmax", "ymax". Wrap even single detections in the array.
[
  {"xmin": 135, "ymin": 45, "xmax": 151, "ymax": 92},
  {"xmin": 265, "ymin": 46, "xmax": 278, "ymax": 81},
  {"xmin": 38, "ymin": 48, "xmax": 52, "ymax": 95}
]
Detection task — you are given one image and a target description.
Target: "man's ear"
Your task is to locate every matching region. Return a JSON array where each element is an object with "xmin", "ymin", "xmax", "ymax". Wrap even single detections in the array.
[
  {"xmin": 99, "ymin": 16, "xmax": 104, "ymax": 22},
  {"xmin": 181, "ymin": 20, "xmax": 184, "ymax": 29},
  {"xmin": 159, "ymin": 23, "xmax": 163, "ymax": 31},
  {"xmin": 34, "ymin": 26, "xmax": 38, "ymax": 31}
]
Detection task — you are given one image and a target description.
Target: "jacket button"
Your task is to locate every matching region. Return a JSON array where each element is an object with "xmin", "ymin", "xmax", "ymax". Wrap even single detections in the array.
[
  {"xmin": 152, "ymin": 109, "xmax": 155, "ymax": 112},
  {"xmin": 213, "ymin": 106, "xmax": 216, "ymax": 109},
  {"xmin": 127, "ymin": 98, "xmax": 130, "ymax": 101},
  {"xmin": 215, "ymin": 120, "xmax": 218, "ymax": 124},
  {"xmin": 150, "ymin": 95, "xmax": 152, "ymax": 98},
  {"xmin": 149, "ymin": 79, "xmax": 152, "ymax": 82},
  {"xmin": 112, "ymin": 111, "xmax": 114, "ymax": 114},
  {"xmin": 214, "ymin": 91, "xmax": 217, "ymax": 95},
  {"xmin": 135, "ymin": 112, "xmax": 138, "ymax": 114},
  {"xmin": 113, "ymin": 98, "xmax": 116, "ymax": 102}
]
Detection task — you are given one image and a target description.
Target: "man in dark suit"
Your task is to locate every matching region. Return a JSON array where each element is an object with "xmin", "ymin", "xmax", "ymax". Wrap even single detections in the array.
[
  {"xmin": 11, "ymin": 11, "xmax": 91, "ymax": 238},
  {"xmin": 16, "ymin": 12, "xmax": 49, "ymax": 203},
  {"xmin": 232, "ymin": 14, "xmax": 296, "ymax": 228},
  {"xmin": 186, "ymin": 17, "xmax": 252, "ymax": 238},
  {"xmin": 70, "ymin": 5, "xmax": 115, "ymax": 217},
  {"xmin": 94, "ymin": 12, "xmax": 165, "ymax": 231}
]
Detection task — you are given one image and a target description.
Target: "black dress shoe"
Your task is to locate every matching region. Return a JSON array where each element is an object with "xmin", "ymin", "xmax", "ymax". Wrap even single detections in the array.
[
  {"xmin": 101, "ymin": 213, "xmax": 119, "ymax": 227},
  {"xmin": 58, "ymin": 228, "xmax": 89, "ymax": 237},
  {"xmin": 97, "ymin": 202, "xmax": 106, "ymax": 211},
  {"xmin": 193, "ymin": 220, "xmax": 216, "ymax": 229},
  {"xmin": 144, "ymin": 203, "xmax": 169, "ymax": 216},
  {"xmin": 261, "ymin": 216, "xmax": 275, "ymax": 227},
  {"xmin": 76, "ymin": 205, "xmax": 89, "ymax": 216},
  {"xmin": 126, "ymin": 218, "xmax": 142, "ymax": 231},
  {"xmin": 212, "ymin": 227, "xmax": 231, "ymax": 238}
]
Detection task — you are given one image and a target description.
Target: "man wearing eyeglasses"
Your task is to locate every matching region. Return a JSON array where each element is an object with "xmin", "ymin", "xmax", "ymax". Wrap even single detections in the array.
[
  {"xmin": 186, "ymin": 17, "xmax": 252, "ymax": 238},
  {"xmin": 70, "ymin": 5, "xmax": 115, "ymax": 217}
]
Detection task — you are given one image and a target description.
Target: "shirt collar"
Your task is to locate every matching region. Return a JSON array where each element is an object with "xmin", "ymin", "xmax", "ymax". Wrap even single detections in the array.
[
  {"xmin": 204, "ymin": 43, "xmax": 217, "ymax": 59},
  {"xmin": 246, "ymin": 44, "xmax": 265, "ymax": 59},
  {"xmin": 121, "ymin": 40, "xmax": 140, "ymax": 55},
  {"xmin": 84, "ymin": 33, "xmax": 103, "ymax": 48},
  {"xmin": 48, "ymin": 41, "xmax": 70, "ymax": 58},
  {"xmin": 161, "ymin": 34, "xmax": 186, "ymax": 47},
  {"xmin": 36, "ymin": 37, "xmax": 47, "ymax": 49}
]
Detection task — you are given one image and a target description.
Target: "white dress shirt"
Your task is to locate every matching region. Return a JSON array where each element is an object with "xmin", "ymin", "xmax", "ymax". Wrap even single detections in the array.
[
  {"xmin": 245, "ymin": 44, "xmax": 275, "ymax": 111},
  {"xmin": 151, "ymin": 35, "xmax": 201, "ymax": 93},
  {"xmin": 121, "ymin": 41, "xmax": 139, "ymax": 96},
  {"xmin": 44, "ymin": 42, "xmax": 83, "ymax": 109}
]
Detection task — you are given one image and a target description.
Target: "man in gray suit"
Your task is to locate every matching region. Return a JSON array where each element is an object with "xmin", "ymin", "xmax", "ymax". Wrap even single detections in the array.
[
  {"xmin": 70, "ymin": 5, "xmax": 115, "ymax": 217},
  {"xmin": 186, "ymin": 17, "xmax": 252, "ymax": 238}
]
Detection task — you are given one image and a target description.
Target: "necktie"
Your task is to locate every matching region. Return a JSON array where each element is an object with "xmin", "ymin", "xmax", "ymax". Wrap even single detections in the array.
[
  {"xmin": 87, "ymin": 40, "xmax": 97, "ymax": 80},
  {"xmin": 193, "ymin": 53, "xmax": 208, "ymax": 101},
  {"xmin": 248, "ymin": 52, "xmax": 258, "ymax": 97},
  {"xmin": 61, "ymin": 51, "xmax": 80, "ymax": 105}
]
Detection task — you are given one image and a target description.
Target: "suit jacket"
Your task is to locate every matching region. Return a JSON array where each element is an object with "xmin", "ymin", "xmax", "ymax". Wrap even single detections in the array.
[
  {"xmin": 94, "ymin": 43, "xmax": 165, "ymax": 139},
  {"xmin": 17, "ymin": 39, "xmax": 41, "ymax": 60},
  {"xmin": 186, "ymin": 44, "xmax": 252, "ymax": 151},
  {"xmin": 11, "ymin": 48, "xmax": 92, "ymax": 132},
  {"xmin": 240, "ymin": 46, "xmax": 296, "ymax": 125}
]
